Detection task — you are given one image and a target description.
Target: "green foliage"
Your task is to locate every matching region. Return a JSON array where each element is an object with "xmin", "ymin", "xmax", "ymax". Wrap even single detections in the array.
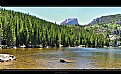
[{"xmin": 1, "ymin": 8, "xmax": 108, "ymax": 48}]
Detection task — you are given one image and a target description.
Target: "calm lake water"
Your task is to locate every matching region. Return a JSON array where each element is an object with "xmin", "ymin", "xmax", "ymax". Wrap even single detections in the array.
[{"xmin": 0, "ymin": 47, "xmax": 121, "ymax": 69}]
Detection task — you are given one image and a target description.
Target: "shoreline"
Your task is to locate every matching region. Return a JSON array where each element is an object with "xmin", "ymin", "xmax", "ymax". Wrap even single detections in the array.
[
  {"xmin": 1, "ymin": 46, "xmax": 121, "ymax": 49},
  {"xmin": 1, "ymin": 44, "xmax": 121, "ymax": 49}
]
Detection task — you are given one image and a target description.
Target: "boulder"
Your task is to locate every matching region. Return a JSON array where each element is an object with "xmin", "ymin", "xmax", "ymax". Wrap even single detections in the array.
[
  {"xmin": 60, "ymin": 58, "xmax": 75, "ymax": 63},
  {"xmin": 0, "ymin": 54, "xmax": 16, "ymax": 62}
]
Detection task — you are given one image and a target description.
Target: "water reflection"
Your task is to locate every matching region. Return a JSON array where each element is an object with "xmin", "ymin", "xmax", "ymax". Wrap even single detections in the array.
[
  {"xmin": 108, "ymin": 49, "xmax": 115, "ymax": 63},
  {"xmin": 1, "ymin": 47, "xmax": 121, "ymax": 69}
]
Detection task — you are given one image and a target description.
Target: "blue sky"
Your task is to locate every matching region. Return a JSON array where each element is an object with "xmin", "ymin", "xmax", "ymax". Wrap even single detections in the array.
[{"xmin": 1, "ymin": 7, "xmax": 121, "ymax": 25}]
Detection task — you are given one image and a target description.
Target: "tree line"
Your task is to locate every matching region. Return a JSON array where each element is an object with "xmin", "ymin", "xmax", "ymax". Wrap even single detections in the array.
[{"xmin": 0, "ymin": 8, "xmax": 109, "ymax": 48}]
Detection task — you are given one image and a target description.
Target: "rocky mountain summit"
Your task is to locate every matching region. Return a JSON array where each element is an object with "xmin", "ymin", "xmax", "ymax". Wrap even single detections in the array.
[
  {"xmin": 60, "ymin": 18, "xmax": 79, "ymax": 25},
  {"xmin": 88, "ymin": 14, "xmax": 121, "ymax": 25}
]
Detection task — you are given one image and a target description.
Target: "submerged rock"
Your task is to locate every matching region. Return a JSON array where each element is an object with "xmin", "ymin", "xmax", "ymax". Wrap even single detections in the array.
[{"xmin": 0, "ymin": 54, "xmax": 16, "ymax": 62}]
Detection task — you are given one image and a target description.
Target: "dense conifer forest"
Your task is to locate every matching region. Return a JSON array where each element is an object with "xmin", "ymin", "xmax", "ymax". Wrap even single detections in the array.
[{"xmin": 0, "ymin": 8, "xmax": 114, "ymax": 48}]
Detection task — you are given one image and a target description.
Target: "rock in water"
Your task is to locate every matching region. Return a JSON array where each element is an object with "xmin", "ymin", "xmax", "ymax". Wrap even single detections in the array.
[
  {"xmin": 60, "ymin": 58, "xmax": 75, "ymax": 63},
  {"xmin": 60, "ymin": 58, "xmax": 67, "ymax": 63},
  {"xmin": 0, "ymin": 54, "xmax": 16, "ymax": 62}
]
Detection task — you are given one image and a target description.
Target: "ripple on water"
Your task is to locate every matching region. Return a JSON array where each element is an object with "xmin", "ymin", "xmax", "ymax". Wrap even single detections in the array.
[{"xmin": 1, "ymin": 48, "xmax": 121, "ymax": 69}]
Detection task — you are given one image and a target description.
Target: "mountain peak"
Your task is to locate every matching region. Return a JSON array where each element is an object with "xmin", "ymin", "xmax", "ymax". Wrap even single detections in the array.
[
  {"xmin": 60, "ymin": 18, "xmax": 79, "ymax": 25},
  {"xmin": 88, "ymin": 14, "xmax": 121, "ymax": 25}
]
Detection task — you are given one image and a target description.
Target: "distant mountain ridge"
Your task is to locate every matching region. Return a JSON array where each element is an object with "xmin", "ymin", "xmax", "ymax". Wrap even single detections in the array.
[
  {"xmin": 60, "ymin": 18, "xmax": 79, "ymax": 25},
  {"xmin": 88, "ymin": 14, "xmax": 121, "ymax": 25}
]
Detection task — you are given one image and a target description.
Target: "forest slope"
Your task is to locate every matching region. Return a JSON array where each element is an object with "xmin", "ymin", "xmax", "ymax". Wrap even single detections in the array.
[{"xmin": 0, "ymin": 8, "xmax": 108, "ymax": 48}]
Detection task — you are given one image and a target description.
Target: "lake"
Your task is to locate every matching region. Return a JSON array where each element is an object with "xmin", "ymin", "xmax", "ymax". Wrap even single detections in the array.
[{"xmin": 0, "ymin": 47, "xmax": 121, "ymax": 69}]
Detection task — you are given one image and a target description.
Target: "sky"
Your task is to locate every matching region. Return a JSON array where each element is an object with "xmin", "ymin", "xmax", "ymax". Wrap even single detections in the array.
[{"xmin": 1, "ymin": 7, "xmax": 121, "ymax": 25}]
